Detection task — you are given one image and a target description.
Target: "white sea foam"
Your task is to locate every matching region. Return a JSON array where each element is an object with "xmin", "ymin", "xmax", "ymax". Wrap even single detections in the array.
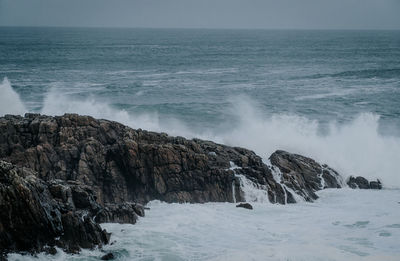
[
  {"xmin": 230, "ymin": 161, "xmax": 270, "ymax": 203},
  {"xmin": 294, "ymin": 89, "xmax": 356, "ymax": 101},
  {"xmin": 2, "ymin": 78, "xmax": 400, "ymax": 188},
  {"xmin": 40, "ymin": 90, "xmax": 192, "ymax": 137},
  {"xmin": 0, "ymin": 78, "xmax": 26, "ymax": 116},
  {"xmin": 216, "ymin": 98, "xmax": 400, "ymax": 188},
  {"xmin": 7, "ymin": 189, "xmax": 400, "ymax": 261}
]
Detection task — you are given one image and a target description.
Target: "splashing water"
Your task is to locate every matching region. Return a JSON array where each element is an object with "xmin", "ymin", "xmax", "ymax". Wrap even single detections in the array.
[
  {"xmin": 7, "ymin": 189, "xmax": 400, "ymax": 261},
  {"xmin": 0, "ymin": 78, "xmax": 26, "ymax": 116},
  {"xmin": 1, "ymin": 78, "xmax": 400, "ymax": 188},
  {"xmin": 229, "ymin": 161, "xmax": 270, "ymax": 203}
]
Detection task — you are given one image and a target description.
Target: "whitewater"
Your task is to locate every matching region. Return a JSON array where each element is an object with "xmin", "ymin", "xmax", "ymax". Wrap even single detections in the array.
[
  {"xmin": 7, "ymin": 189, "xmax": 400, "ymax": 261},
  {"xmin": 1, "ymin": 28, "xmax": 400, "ymax": 260}
]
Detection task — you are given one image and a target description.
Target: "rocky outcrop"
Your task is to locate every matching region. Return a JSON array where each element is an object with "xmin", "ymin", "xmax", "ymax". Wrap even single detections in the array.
[
  {"xmin": 0, "ymin": 114, "xmax": 379, "ymax": 206},
  {"xmin": 269, "ymin": 150, "xmax": 345, "ymax": 202},
  {"xmin": 0, "ymin": 113, "xmax": 288, "ymax": 204},
  {"xmin": 0, "ymin": 114, "xmax": 382, "ymax": 256},
  {"xmin": 347, "ymin": 176, "xmax": 382, "ymax": 189},
  {"xmin": 0, "ymin": 160, "xmax": 140, "ymax": 255},
  {"xmin": 95, "ymin": 202, "xmax": 145, "ymax": 224}
]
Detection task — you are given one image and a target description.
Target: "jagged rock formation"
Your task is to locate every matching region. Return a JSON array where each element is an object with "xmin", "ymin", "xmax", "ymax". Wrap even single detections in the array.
[
  {"xmin": 0, "ymin": 113, "xmax": 382, "ymax": 256},
  {"xmin": 0, "ymin": 113, "xmax": 383, "ymax": 204},
  {"xmin": 0, "ymin": 113, "xmax": 288, "ymax": 204},
  {"xmin": 0, "ymin": 160, "xmax": 143, "ymax": 255},
  {"xmin": 0, "ymin": 113, "xmax": 377, "ymax": 206},
  {"xmin": 269, "ymin": 150, "xmax": 344, "ymax": 202}
]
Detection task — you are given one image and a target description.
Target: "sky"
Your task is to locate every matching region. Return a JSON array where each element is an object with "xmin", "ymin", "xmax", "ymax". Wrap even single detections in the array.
[{"xmin": 0, "ymin": 0, "xmax": 399, "ymax": 30}]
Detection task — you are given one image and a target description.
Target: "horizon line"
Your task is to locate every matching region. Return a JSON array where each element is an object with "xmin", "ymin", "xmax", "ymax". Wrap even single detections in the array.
[{"xmin": 0, "ymin": 25, "xmax": 399, "ymax": 31}]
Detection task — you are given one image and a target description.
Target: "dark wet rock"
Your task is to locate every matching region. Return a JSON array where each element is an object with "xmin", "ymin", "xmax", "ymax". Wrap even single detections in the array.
[
  {"xmin": 0, "ymin": 160, "xmax": 138, "ymax": 255},
  {"xmin": 369, "ymin": 180, "xmax": 382, "ymax": 189},
  {"xmin": 44, "ymin": 246, "xmax": 57, "ymax": 255},
  {"xmin": 236, "ymin": 203, "xmax": 253, "ymax": 210},
  {"xmin": 0, "ymin": 114, "xmax": 378, "ymax": 206},
  {"xmin": 348, "ymin": 176, "xmax": 370, "ymax": 189},
  {"xmin": 269, "ymin": 150, "xmax": 344, "ymax": 202},
  {"xmin": 101, "ymin": 252, "xmax": 115, "ymax": 260},
  {"xmin": 347, "ymin": 176, "xmax": 382, "ymax": 189},
  {"xmin": 95, "ymin": 202, "xmax": 144, "ymax": 224},
  {"xmin": 0, "ymin": 114, "xmax": 288, "ymax": 204}
]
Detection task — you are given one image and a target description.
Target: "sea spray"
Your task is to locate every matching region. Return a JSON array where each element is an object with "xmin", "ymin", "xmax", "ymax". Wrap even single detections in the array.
[
  {"xmin": 2, "ymin": 78, "xmax": 400, "ymax": 188},
  {"xmin": 219, "ymin": 99, "xmax": 400, "ymax": 188},
  {"xmin": 0, "ymin": 78, "xmax": 26, "ymax": 116},
  {"xmin": 229, "ymin": 161, "xmax": 270, "ymax": 203}
]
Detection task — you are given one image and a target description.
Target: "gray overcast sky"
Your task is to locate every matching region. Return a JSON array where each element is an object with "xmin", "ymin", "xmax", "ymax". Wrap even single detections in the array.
[{"xmin": 0, "ymin": 0, "xmax": 399, "ymax": 29}]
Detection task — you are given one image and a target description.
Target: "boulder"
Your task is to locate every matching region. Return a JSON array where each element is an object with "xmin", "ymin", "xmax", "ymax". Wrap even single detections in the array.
[
  {"xmin": 269, "ymin": 150, "xmax": 344, "ymax": 202},
  {"xmin": 369, "ymin": 180, "xmax": 382, "ymax": 189},
  {"xmin": 347, "ymin": 176, "xmax": 382, "ymax": 189},
  {"xmin": 236, "ymin": 203, "xmax": 253, "ymax": 210},
  {"xmin": 101, "ymin": 252, "xmax": 115, "ymax": 260}
]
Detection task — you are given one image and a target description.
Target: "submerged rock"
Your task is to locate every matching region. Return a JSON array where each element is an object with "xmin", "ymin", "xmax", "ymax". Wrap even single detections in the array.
[
  {"xmin": 236, "ymin": 203, "xmax": 253, "ymax": 210},
  {"xmin": 101, "ymin": 252, "xmax": 115, "ymax": 260}
]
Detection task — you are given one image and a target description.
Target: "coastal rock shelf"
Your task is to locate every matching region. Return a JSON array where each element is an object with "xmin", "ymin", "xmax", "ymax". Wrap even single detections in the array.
[
  {"xmin": 0, "ymin": 113, "xmax": 381, "ymax": 256},
  {"xmin": 0, "ymin": 113, "xmax": 349, "ymax": 206}
]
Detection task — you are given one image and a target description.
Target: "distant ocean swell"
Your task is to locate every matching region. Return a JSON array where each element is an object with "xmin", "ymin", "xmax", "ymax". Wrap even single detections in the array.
[{"xmin": 1, "ymin": 77, "xmax": 400, "ymax": 187}]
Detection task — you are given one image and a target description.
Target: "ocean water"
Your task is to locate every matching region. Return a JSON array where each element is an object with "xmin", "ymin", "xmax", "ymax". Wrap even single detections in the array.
[
  {"xmin": 1, "ymin": 28, "xmax": 400, "ymax": 260},
  {"xmin": 7, "ymin": 189, "xmax": 400, "ymax": 261}
]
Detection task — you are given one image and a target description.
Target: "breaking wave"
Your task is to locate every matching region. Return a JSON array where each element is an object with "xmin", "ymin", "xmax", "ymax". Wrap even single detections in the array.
[
  {"xmin": 0, "ymin": 78, "xmax": 26, "ymax": 116},
  {"xmin": 1, "ymin": 78, "xmax": 400, "ymax": 187}
]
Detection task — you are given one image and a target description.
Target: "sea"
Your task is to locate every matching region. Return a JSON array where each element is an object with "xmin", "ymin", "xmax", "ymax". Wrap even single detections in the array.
[{"xmin": 1, "ymin": 27, "xmax": 400, "ymax": 260}]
